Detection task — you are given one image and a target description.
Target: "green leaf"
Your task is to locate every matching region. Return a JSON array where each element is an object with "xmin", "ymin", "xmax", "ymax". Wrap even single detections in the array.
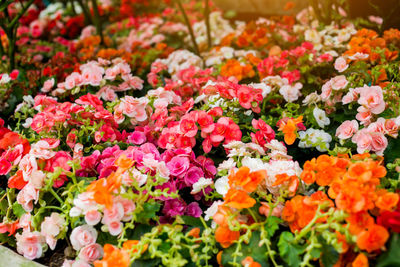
[
  {"xmin": 12, "ymin": 203, "xmax": 25, "ymax": 218},
  {"xmin": 278, "ymin": 232, "xmax": 304, "ymax": 267},
  {"xmin": 131, "ymin": 258, "xmax": 161, "ymax": 267},
  {"xmin": 320, "ymin": 242, "xmax": 339, "ymax": 267},
  {"xmin": 136, "ymin": 202, "xmax": 161, "ymax": 223},
  {"xmin": 180, "ymin": 216, "xmax": 204, "ymax": 228},
  {"xmin": 221, "ymin": 231, "xmax": 270, "ymax": 267},
  {"xmin": 377, "ymin": 233, "xmax": 400, "ymax": 267},
  {"xmin": 265, "ymin": 216, "xmax": 282, "ymax": 238}
]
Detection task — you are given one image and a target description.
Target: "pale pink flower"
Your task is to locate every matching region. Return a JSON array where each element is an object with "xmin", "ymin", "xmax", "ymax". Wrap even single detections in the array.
[
  {"xmin": 279, "ymin": 83, "xmax": 302, "ymax": 102},
  {"xmin": 78, "ymin": 243, "xmax": 104, "ymax": 263},
  {"xmin": 16, "ymin": 230, "xmax": 45, "ymax": 260},
  {"xmin": 357, "ymin": 85, "xmax": 385, "ymax": 114},
  {"xmin": 70, "ymin": 225, "xmax": 98, "ymax": 251},
  {"xmin": 336, "ymin": 120, "xmax": 358, "ymax": 140},
  {"xmin": 101, "ymin": 202, "xmax": 124, "ymax": 225},
  {"xmin": 17, "ymin": 183, "xmax": 39, "ymax": 212},
  {"xmin": 41, "ymin": 213, "xmax": 65, "ymax": 247},
  {"xmin": 331, "ymin": 75, "xmax": 348, "ymax": 90},
  {"xmin": 334, "ymin": 57, "xmax": 348, "ymax": 72},
  {"xmin": 84, "ymin": 210, "xmax": 102, "ymax": 226},
  {"xmin": 370, "ymin": 132, "xmax": 388, "ymax": 156},
  {"xmin": 356, "ymin": 106, "xmax": 372, "ymax": 125},
  {"xmin": 107, "ymin": 221, "xmax": 123, "ymax": 236},
  {"xmin": 352, "ymin": 129, "xmax": 372, "ymax": 154},
  {"xmin": 41, "ymin": 78, "xmax": 55, "ymax": 93}
]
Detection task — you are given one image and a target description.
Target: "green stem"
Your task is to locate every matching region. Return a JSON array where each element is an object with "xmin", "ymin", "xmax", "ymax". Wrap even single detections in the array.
[
  {"xmin": 91, "ymin": 0, "xmax": 104, "ymax": 46},
  {"xmin": 49, "ymin": 188, "xmax": 64, "ymax": 205},
  {"xmin": 175, "ymin": 0, "xmax": 201, "ymax": 57}
]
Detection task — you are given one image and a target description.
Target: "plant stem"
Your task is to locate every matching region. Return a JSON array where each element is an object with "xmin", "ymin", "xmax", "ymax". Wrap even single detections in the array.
[
  {"xmin": 175, "ymin": 0, "xmax": 201, "ymax": 57},
  {"xmin": 49, "ymin": 188, "xmax": 64, "ymax": 205},
  {"xmin": 204, "ymin": 0, "xmax": 211, "ymax": 49},
  {"xmin": 91, "ymin": 0, "xmax": 104, "ymax": 46}
]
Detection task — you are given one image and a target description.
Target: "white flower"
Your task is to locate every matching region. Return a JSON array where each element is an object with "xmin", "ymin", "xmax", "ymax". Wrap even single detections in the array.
[
  {"xmin": 298, "ymin": 128, "xmax": 332, "ymax": 152},
  {"xmin": 313, "ymin": 107, "xmax": 330, "ymax": 128},
  {"xmin": 241, "ymin": 157, "xmax": 266, "ymax": 172},
  {"xmin": 279, "ymin": 83, "xmax": 302, "ymax": 102},
  {"xmin": 248, "ymin": 82, "xmax": 271, "ymax": 98},
  {"xmin": 305, "ymin": 29, "xmax": 321, "ymax": 44},
  {"xmin": 191, "ymin": 178, "xmax": 213, "ymax": 194},
  {"xmin": 215, "ymin": 176, "xmax": 229, "ymax": 197},
  {"xmin": 204, "ymin": 200, "xmax": 223, "ymax": 221},
  {"xmin": 218, "ymin": 158, "xmax": 236, "ymax": 172}
]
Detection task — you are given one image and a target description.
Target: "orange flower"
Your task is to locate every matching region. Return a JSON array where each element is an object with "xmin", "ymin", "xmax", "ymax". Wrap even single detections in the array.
[
  {"xmin": 224, "ymin": 189, "xmax": 256, "ymax": 209},
  {"xmin": 352, "ymin": 253, "xmax": 369, "ymax": 267},
  {"xmin": 346, "ymin": 211, "xmax": 374, "ymax": 235},
  {"xmin": 300, "ymin": 170, "xmax": 316, "ymax": 184},
  {"xmin": 94, "ymin": 244, "xmax": 130, "ymax": 267},
  {"xmin": 215, "ymin": 226, "xmax": 240, "ymax": 248},
  {"xmin": 87, "ymin": 155, "xmax": 134, "ymax": 209},
  {"xmin": 228, "ymin": 166, "xmax": 266, "ymax": 193},
  {"xmin": 94, "ymin": 240, "xmax": 147, "ymax": 267},
  {"xmin": 376, "ymin": 192, "xmax": 399, "ymax": 211},
  {"xmin": 187, "ymin": 227, "xmax": 200, "ymax": 238},
  {"xmin": 356, "ymin": 224, "xmax": 389, "ymax": 252},
  {"xmin": 271, "ymin": 173, "xmax": 299, "ymax": 195},
  {"xmin": 279, "ymin": 116, "xmax": 303, "ymax": 145},
  {"xmin": 241, "ymin": 256, "xmax": 262, "ymax": 267}
]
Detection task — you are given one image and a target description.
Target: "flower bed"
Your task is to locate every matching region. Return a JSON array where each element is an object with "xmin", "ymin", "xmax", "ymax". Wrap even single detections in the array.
[{"xmin": 1, "ymin": 1, "xmax": 400, "ymax": 267}]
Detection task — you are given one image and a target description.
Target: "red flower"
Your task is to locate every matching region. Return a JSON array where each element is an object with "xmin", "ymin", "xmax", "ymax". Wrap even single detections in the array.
[{"xmin": 377, "ymin": 210, "xmax": 400, "ymax": 232}]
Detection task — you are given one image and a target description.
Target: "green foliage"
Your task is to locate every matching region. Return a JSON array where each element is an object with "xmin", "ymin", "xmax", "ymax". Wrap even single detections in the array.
[
  {"xmin": 278, "ymin": 232, "xmax": 304, "ymax": 267},
  {"xmin": 377, "ymin": 233, "xmax": 400, "ymax": 267}
]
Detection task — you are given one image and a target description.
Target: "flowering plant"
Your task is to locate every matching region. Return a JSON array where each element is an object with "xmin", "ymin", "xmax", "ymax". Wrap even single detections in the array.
[{"xmin": 1, "ymin": 1, "xmax": 400, "ymax": 267}]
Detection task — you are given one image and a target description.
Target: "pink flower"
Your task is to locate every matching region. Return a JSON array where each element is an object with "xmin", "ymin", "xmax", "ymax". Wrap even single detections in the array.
[
  {"xmin": 180, "ymin": 118, "xmax": 198, "ymax": 137},
  {"xmin": 127, "ymin": 131, "xmax": 146, "ymax": 145},
  {"xmin": 16, "ymin": 230, "xmax": 45, "ymax": 260},
  {"xmin": 336, "ymin": 120, "xmax": 359, "ymax": 140},
  {"xmin": 356, "ymin": 106, "xmax": 372, "ymax": 125},
  {"xmin": 370, "ymin": 132, "xmax": 388, "ymax": 156},
  {"xmin": 184, "ymin": 166, "xmax": 204, "ymax": 186},
  {"xmin": 17, "ymin": 183, "xmax": 39, "ymax": 212},
  {"xmin": 10, "ymin": 70, "xmax": 19, "ymax": 80},
  {"xmin": 102, "ymin": 202, "xmax": 124, "ymax": 225},
  {"xmin": 331, "ymin": 75, "xmax": 348, "ymax": 90},
  {"xmin": 352, "ymin": 129, "xmax": 373, "ymax": 154},
  {"xmin": 252, "ymin": 119, "xmax": 275, "ymax": 142},
  {"xmin": 167, "ymin": 156, "xmax": 190, "ymax": 177},
  {"xmin": 334, "ymin": 56, "xmax": 349, "ymax": 72},
  {"xmin": 70, "ymin": 225, "xmax": 98, "ymax": 251},
  {"xmin": 358, "ymin": 85, "xmax": 385, "ymax": 114},
  {"xmin": 41, "ymin": 213, "xmax": 65, "ymax": 250},
  {"xmin": 84, "ymin": 210, "xmax": 102, "ymax": 226},
  {"xmin": 41, "ymin": 78, "xmax": 55, "ymax": 93},
  {"xmin": 0, "ymin": 158, "xmax": 12, "ymax": 175},
  {"xmin": 78, "ymin": 243, "xmax": 104, "ymax": 263}
]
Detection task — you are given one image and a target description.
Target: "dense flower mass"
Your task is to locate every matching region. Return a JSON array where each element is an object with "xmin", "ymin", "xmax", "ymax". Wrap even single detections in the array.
[{"xmin": 1, "ymin": 1, "xmax": 400, "ymax": 267}]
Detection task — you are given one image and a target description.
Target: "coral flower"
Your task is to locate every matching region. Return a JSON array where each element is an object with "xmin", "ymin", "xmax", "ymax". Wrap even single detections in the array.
[
  {"xmin": 352, "ymin": 253, "xmax": 369, "ymax": 267},
  {"xmin": 241, "ymin": 256, "xmax": 262, "ymax": 267},
  {"xmin": 215, "ymin": 226, "xmax": 240, "ymax": 248},
  {"xmin": 278, "ymin": 116, "xmax": 303, "ymax": 145},
  {"xmin": 228, "ymin": 166, "xmax": 266, "ymax": 193},
  {"xmin": 356, "ymin": 224, "xmax": 389, "ymax": 252},
  {"xmin": 224, "ymin": 189, "xmax": 256, "ymax": 209}
]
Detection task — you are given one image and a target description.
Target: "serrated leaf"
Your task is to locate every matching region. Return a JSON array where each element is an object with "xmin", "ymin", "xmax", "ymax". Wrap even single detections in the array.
[
  {"xmin": 265, "ymin": 216, "xmax": 282, "ymax": 238},
  {"xmin": 278, "ymin": 232, "xmax": 304, "ymax": 267},
  {"xmin": 137, "ymin": 202, "xmax": 161, "ymax": 222},
  {"xmin": 12, "ymin": 203, "xmax": 25, "ymax": 218}
]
